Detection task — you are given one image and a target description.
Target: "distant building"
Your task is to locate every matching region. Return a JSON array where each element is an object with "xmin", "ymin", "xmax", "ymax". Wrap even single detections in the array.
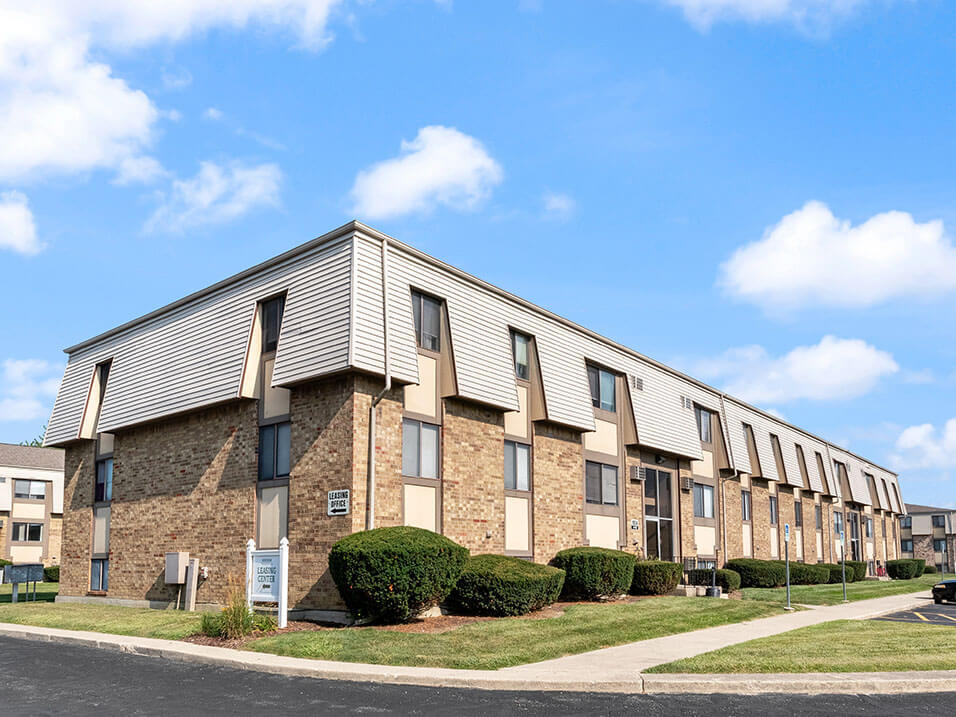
[
  {"xmin": 0, "ymin": 444, "xmax": 65, "ymax": 566},
  {"xmin": 901, "ymin": 504, "xmax": 955, "ymax": 573}
]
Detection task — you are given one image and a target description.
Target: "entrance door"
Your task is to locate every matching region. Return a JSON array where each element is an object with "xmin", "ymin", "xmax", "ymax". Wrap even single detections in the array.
[
  {"xmin": 848, "ymin": 512, "xmax": 861, "ymax": 561},
  {"xmin": 644, "ymin": 468, "xmax": 674, "ymax": 560}
]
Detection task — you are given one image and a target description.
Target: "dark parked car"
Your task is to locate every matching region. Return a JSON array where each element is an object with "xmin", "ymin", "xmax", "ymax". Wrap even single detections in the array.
[{"xmin": 932, "ymin": 579, "xmax": 956, "ymax": 605}]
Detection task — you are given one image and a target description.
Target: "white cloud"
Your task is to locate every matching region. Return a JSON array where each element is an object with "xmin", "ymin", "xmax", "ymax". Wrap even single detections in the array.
[
  {"xmin": 542, "ymin": 191, "xmax": 576, "ymax": 220},
  {"xmin": 0, "ymin": 359, "xmax": 62, "ymax": 422},
  {"xmin": 145, "ymin": 161, "xmax": 282, "ymax": 233},
  {"xmin": 0, "ymin": 2, "xmax": 342, "ymax": 183},
  {"xmin": 0, "ymin": 192, "xmax": 42, "ymax": 255},
  {"xmin": 114, "ymin": 156, "xmax": 167, "ymax": 185},
  {"xmin": 203, "ymin": 107, "xmax": 224, "ymax": 121},
  {"xmin": 350, "ymin": 126, "xmax": 503, "ymax": 220},
  {"xmin": 161, "ymin": 66, "xmax": 193, "ymax": 90},
  {"xmin": 0, "ymin": 192, "xmax": 43, "ymax": 254},
  {"xmin": 662, "ymin": 0, "xmax": 867, "ymax": 29},
  {"xmin": 902, "ymin": 369, "xmax": 935, "ymax": 385},
  {"xmin": 719, "ymin": 201, "xmax": 956, "ymax": 310},
  {"xmin": 890, "ymin": 420, "xmax": 956, "ymax": 472},
  {"xmin": 689, "ymin": 335, "xmax": 899, "ymax": 404}
]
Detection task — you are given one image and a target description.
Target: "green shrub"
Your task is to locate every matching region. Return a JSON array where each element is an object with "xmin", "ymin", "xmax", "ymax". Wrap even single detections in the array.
[
  {"xmin": 447, "ymin": 554, "xmax": 564, "ymax": 616},
  {"xmin": 328, "ymin": 526, "xmax": 469, "ymax": 623},
  {"xmin": 201, "ymin": 576, "xmax": 278, "ymax": 639},
  {"xmin": 913, "ymin": 559, "xmax": 926, "ymax": 577},
  {"xmin": 551, "ymin": 547, "xmax": 635, "ymax": 600},
  {"xmin": 845, "ymin": 560, "xmax": 867, "ymax": 582},
  {"xmin": 43, "ymin": 566, "xmax": 59, "ymax": 583},
  {"xmin": 631, "ymin": 560, "xmax": 682, "ymax": 595},
  {"xmin": 886, "ymin": 559, "xmax": 921, "ymax": 580},
  {"xmin": 783, "ymin": 562, "xmax": 830, "ymax": 585},
  {"xmin": 923, "ymin": 564, "xmax": 938, "ymax": 574},
  {"xmin": 819, "ymin": 563, "xmax": 844, "ymax": 583},
  {"xmin": 724, "ymin": 559, "xmax": 786, "ymax": 588},
  {"xmin": 687, "ymin": 568, "xmax": 742, "ymax": 593}
]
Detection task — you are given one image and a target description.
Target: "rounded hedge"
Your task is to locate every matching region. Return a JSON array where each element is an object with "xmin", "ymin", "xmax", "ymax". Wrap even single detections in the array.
[
  {"xmin": 913, "ymin": 559, "xmax": 927, "ymax": 577},
  {"xmin": 819, "ymin": 563, "xmax": 844, "ymax": 584},
  {"xmin": 784, "ymin": 562, "xmax": 830, "ymax": 585},
  {"xmin": 886, "ymin": 559, "xmax": 921, "ymax": 580},
  {"xmin": 845, "ymin": 560, "xmax": 867, "ymax": 582},
  {"xmin": 631, "ymin": 560, "xmax": 682, "ymax": 595},
  {"xmin": 447, "ymin": 554, "xmax": 565, "ymax": 616},
  {"xmin": 923, "ymin": 564, "xmax": 938, "ymax": 574},
  {"xmin": 328, "ymin": 526, "xmax": 469, "ymax": 623},
  {"xmin": 724, "ymin": 559, "xmax": 786, "ymax": 588},
  {"xmin": 688, "ymin": 568, "xmax": 742, "ymax": 593},
  {"xmin": 43, "ymin": 566, "xmax": 59, "ymax": 583},
  {"xmin": 551, "ymin": 547, "xmax": 634, "ymax": 600}
]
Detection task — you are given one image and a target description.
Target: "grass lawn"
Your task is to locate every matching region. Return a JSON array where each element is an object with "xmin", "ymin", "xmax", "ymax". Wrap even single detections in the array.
[
  {"xmin": 0, "ymin": 597, "xmax": 202, "ymax": 640},
  {"xmin": 741, "ymin": 574, "xmax": 938, "ymax": 606},
  {"xmin": 647, "ymin": 619, "xmax": 956, "ymax": 673},
  {"xmin": 248, "ymin": 598, "xmax": 786, "ymax": 670},
  {"xmin": 0, "ymin": 581, "xmax": 59, "ymax": 604}
]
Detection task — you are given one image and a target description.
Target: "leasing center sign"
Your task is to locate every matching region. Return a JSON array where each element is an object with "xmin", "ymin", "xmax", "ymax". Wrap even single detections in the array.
[{"xmin": 250, "ymin": 550, "xmax": 280, "ymax": 602}]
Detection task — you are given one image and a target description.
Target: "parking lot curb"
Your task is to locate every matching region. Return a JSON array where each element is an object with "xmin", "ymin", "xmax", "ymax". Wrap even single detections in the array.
[{"xmin": 2, "ymin": 621, "xmax": 956, "ymax": 695}]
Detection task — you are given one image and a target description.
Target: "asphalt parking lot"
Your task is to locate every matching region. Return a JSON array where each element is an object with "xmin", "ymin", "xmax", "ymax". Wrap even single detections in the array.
[{"xmin": 874, "ymin": 600, "xmax": 956, "ymax": 626}]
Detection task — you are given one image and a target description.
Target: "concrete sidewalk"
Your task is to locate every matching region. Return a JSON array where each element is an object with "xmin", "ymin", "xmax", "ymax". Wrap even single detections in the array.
[{"xmin": 0, "ymin": 589, "xmax": 950, "ymax": 695}]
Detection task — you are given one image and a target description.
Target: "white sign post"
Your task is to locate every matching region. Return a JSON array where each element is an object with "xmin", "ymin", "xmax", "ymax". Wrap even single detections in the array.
[{"xmin": 246, "ymin": 537, "xmax": 289, "ymax": 628}]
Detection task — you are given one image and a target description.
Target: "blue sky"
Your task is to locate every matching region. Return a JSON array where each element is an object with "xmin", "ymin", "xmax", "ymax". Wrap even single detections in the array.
[{"xmin": 1, "ymin": 0, "xmax": 954, "ymax": 508}]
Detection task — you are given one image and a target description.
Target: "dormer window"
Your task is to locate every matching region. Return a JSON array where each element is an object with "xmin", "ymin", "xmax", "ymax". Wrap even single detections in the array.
[
  {"xmin": 262, "ymin": 296, "xmax": 285, "ymax": 353},
  {"xmin": 511, "ymin": 331, "xmax": 530, "ymax": 380},
  {"xmin": 695, "ymin": 407, "xmax": 712, "ymax": 443},
  {"xmin": 412, "ymin": 291, "xmax": 441, "ymax": 352},
  {"xmin": 587, "ymin": 364, "xmax": 616, "ymax": 412}
]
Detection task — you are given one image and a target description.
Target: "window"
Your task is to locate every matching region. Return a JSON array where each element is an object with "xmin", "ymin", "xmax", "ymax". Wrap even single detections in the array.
[
  {"xmin": 901, "ymin": 539, "xmax": 914, "ymax": 552},
  {"xmin": 90, "ymin": 559, "xmax": 108, "ymax": 592},
  {"xmin": 794, "ymin": 501, "xmax": 803, "ymax": 528},
  {"xmin": 12, "ymin": 522, "xmax": 42, "ymax": 542},
  {"xmin": 769, "ymin": 496, "xmax": 778, "ymax": 525},
  {"xmin": 402, "ymin": 419, "xmax": 439, "ymax": 479},
  {"xmin": 412, "ymin": 291, "xmax": 441, "ymax": 352},
  {"xmin": 865, "ymin": 518, "xmax": 873, "ymax": 539},
  {"xmin": 512, "ymin": 332, "xmax": 530, "ymax": 381},
  {"xmin": 585, "ymin": 461, "xmax": 618, "ymax": 505},
  {"xmin": 834, "ymin": 511, "xmax": 844, "ymax": 536},
  {"xmin": 901, "ymin": 516, "xmax": 912, "ymax": 529},
  {"xmin": 697, "ymin": 559, "xmax": 716, "ymax": 570},
  {"xmin": 695, "ymin": 407, "xmax": 712, "ymax": 443},
  {"xmin": 261, "ymin": 296, "xmax": 285, "ymax": 353},
  {"xmin": 644, "ymin": 468, "xmax": 674, "ymax": 560},
  {"xmin": 94, "ymin": 458, "xmax": 113, "ymax": 502},
  {"xmin": 693, "ymin": 483, "xmax": 714, "ymax": 519},
  {"xmin": 741, "ymin": 490, "xmax": 752, "ymax": 522},
  {"xmin": 504, "ymin": 441, "xmax": 531, "ymax": 491},
  {"xmin": 815, "ymin": 504, "xmax": 823, "ymax": 530},
  {"xmin": 935, "ymin": 539, "xmax": 946, "ymax": 552},
  {"xmin": 258, "ymin": 422, "xmax": 291, "ymax": 480},
  {"xmin": 933, "ymin": 515, "xmax": 946, "ymax": 528},
  {"xmin": 587, "ymin": 365, "xmax": 616, "ymax": 412},
  {"xmin": 14, "ymin": 480, "xmax": 46, "ymax": 500}
]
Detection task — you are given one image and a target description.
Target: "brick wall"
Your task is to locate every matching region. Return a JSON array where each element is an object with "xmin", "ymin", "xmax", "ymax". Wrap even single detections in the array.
[
  {"xmin": 723, "ymin": 478, "xmax": 743, "ymax": 560},
  {"xmin": 622, "ymin": 448, "xmax": 644, "ymax": 558},
  {"xmin": 914, "ymin": 534, "xmax": 935, "ymax": 565},
  {"xmin": 751, "ymin": 480, "xmax": 771, "ymax": 560},
  {"xmin": 777, "ymin": 486, "xmax": 795, "ymax": 560},
  {"xmin": 47, "ymin": 515, "xmax": 63, "ymax": 565},
  {"xmin": 678, "ymin": 460, "xmax": 695, "ymax": 561},
  {"xmin": 60, "ymin": 442, "xmax": 95, "ymax": 597},
  {"xmin": 532, "ymin": 422, "xmax": 584, "ymax": 563}
]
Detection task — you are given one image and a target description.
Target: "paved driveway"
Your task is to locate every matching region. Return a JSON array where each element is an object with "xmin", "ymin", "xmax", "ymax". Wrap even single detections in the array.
[
  {"xmin": 2, "ymin": 636, "xmax": 955, "ymax": 716},
  {"xmin": 874, "ymin": 601, "xmax": 956, "ymax": 626}
]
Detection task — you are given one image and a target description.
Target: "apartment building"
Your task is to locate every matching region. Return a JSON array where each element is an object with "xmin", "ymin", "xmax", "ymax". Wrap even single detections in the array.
[
  {"xmin": 900, "ymin": 504, "xmax": 954, "ymax": 574},
  {"xmin": 1, "ymin": 443, "xmax": 65, "ymax": 567},
  {"xmin": 44, "ymin": 222, "xmax": 905, "ymax": 614}
]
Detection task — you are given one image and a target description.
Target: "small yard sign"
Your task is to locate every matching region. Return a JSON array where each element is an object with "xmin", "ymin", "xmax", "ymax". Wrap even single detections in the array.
[
  {"xmin": 246, "ymin": 538, "xmax": 289, "ymax": 628},
  {"xmin": 784, "ymin": 523, "xmax": 790, "ymax": 543},
  {"xmin": 327, "ymin": 489, "xmax": 350, "ymax": 516}
]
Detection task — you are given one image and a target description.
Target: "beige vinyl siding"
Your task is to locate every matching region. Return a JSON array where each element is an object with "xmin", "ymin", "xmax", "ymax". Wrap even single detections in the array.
[
  {"xmin": 46, "ymin": 236, "xmax": 352, "ymax": 445},
  {"xmin": 827, "ymin": 446, "xmax": 872, "ymax": 506}
]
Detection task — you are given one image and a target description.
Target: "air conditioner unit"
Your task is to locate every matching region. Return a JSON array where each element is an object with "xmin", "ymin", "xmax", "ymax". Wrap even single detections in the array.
[
  {"xmin": 631, "ymin": 466, "xmax": 646, "ymax": 482},
  {"xmin": 681, "ymin": 477, "xmax": 695, "ymax": 492}
]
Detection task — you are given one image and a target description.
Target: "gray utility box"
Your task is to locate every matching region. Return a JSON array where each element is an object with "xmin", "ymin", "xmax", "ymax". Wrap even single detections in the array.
[{"xmin": 164, "ymin": 552, "xmax": 189, "ymax": 584}]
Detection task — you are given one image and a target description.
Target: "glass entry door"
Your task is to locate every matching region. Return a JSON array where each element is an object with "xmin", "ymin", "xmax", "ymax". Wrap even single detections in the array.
[{"xmin": 644, "ymin": 468, "xmax": 674, "ymax": 561}]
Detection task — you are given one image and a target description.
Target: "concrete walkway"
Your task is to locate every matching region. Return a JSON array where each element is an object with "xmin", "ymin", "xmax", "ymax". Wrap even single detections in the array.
[{"xmin": 0, "ymin": 589, "xmax": 951, "ymax": 695}]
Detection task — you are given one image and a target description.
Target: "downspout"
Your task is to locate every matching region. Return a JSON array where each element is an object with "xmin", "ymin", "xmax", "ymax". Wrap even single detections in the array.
[
  {"xmin": 366, "ymin": 237, "xmax": 391, "ymax": 530},
  {"xmin": 718, "ymin": 394, "xmax": 735, "ymax": 565}
]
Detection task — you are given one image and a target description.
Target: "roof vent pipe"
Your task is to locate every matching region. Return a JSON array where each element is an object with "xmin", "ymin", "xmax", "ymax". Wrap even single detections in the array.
[{"xmin": 366, "ymin": 236, "xmax": 391, "ymax": 530}]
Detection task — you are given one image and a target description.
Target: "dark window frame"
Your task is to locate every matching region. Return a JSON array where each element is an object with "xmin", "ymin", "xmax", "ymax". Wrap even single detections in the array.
[
  {"xmin": 511, "ymin": 331, "xmax": 531, "ymax": 381},
  {"xmin": 12, "ymin": 522, "xmax": 43, "ymax": 542},
  {"xmin": 90, "ymin": 558, "xmax": 109, "ymax": 592},
  {"xmin": 402, "ymin": 417, "xmax": 440, "ymax": 480},
  {"xmin": 94, "ymin": 457, "xmax": 113, "ymax": 503},
  {"xmin": 13, "ymin": 479, "xmax": 46, "ymax": 500},
  {"xmin": 741, "ymin": 490, "xmax": 752, "ymax": 522},
  {"xmin": 411, "ymin": 291, "xmax": 442, "ymax": 352},
  {"xmin": 932, "ymin": 515, "xmax": 946, "ymax": 528},
  {"xmin": 815, "ymin": 504, "xmax": 823, "ymax": 530},
  {"xmin": 261, "ymin": 295, "xmax": 286, "ymax": 354},
  {"xmin": 901, "ymin": 539, "xmax": 914, "ymax": 552},
  {"xmin": 693, "ymin": 483, "xmax": 715, "ymax": 519},
  {"xmin": 934, "ymin": 538, "xmax": 946, "ymax": 552},
  {"xmin": 586, "ymin": 364, "xmax": 616, "ymax": 413},
  {"xmin": 585, "ymin": 460, "xmax": 618, "ymax": 506},
  {"xmin": 794, "ymin": 501, "xmax": 803, "ymax": 528},
  {"xmin": 769, "ymin": 496, "xmax": 779, "ymax": 526},
  {"xmin": 504, "ymin": 439, "xmax": 532, "ymax": 492},
  {"xmin": 258, "ymin": 421, "xmax": 291, "ymax": 481},
  {"xmin": 901, "ymin": 516, "xmax": 912, "ymax": 529}
]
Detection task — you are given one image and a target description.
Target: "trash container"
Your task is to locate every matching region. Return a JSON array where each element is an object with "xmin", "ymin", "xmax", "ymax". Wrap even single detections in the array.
[{"xmin": 705, "ymin": 586, "xmax": 722, "ymax": 598}]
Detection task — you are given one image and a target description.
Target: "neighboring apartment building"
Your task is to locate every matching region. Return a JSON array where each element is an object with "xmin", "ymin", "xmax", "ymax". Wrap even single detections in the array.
[
  {"xmin": 0, "ymin": 443, "xmax": 65, "ymax": 566},
  {"xmin": 44, "ymin": 222, "xmax": 905, "ymax": 614},
  {"xmin": 900, "ymin": 504, "xmax": 954, "ymax": 573}
]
